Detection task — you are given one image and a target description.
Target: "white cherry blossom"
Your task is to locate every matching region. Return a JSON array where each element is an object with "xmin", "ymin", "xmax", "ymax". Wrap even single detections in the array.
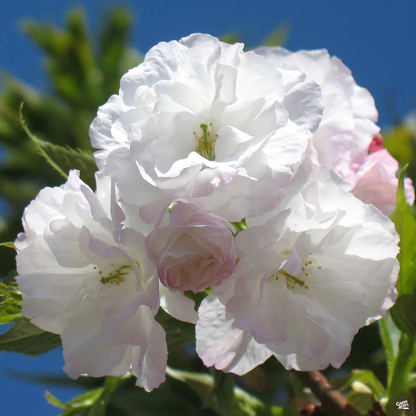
[
  {"xmin": 256, "ymin": 46, "xmax": 379, "ymax": 183},
  {"xmin": 90, "ymin": 34, "xmax": 323, "ymax": 222},
  {"xmin": 255, "ymin": 47, "xmax": 416, "ymax": 215},
  {"xmin": 196, "ymin": 167, "xmax": 399, "ymax": 372},
  {"xmin": 15, "ymin": 171, "xmax": 172, "ymax": 391}
]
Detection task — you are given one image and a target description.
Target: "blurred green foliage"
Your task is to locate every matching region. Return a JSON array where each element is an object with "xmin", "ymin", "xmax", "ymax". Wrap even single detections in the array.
[
  {"xmin": 384, "ymin": 124, "xmax": 416, "ymax": 185},
  {"xmin": 0, "ymin": 7, "xmax": 141, "ymax": 275}
]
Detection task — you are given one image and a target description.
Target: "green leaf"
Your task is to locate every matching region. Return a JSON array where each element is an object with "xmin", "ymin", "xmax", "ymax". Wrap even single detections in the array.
[
  {"xmin": 388, "ymin": 334, "xmax": 416, "ymax": 399},
  {"xmin": 20, "ymin": 105, "xmax": 97, "ymax": 187},
  {"xmin": 46, "ymin": 378, "xmax": 122, "ymax": 416},
  {"xmin": 345, "ymin": 390, "xmax": 373, "ymax": 415},
  {"xmin": 350, "ymin": 370, "xmax": 386, "ymax": 401},
  {"xmin": 231, "ymin": 218, "xmax": 248, "ymax": 235},
  {"xmin": 87, "ymin": 400, "xmax": 106, "ymax": 416},
  {"xmin": 166, "ymin": 367, "xmax": 284, "ymax": 416},
  {"xmin": 46, "ymin": 387, "xmax": 105, "ymax": 416},
  {"xmin": 87, "ymin": 377, "xmax": 124, "ymax": 416},
  {"xmin": 391, "ymin": 294, "xmax": 416, "ymax": 335},
  {"xmin": 379, "ymin": 313, "xmax": 401, "ymax": 386},
  {"xmin": 405, "ymin": 373, "xmax": 416, "ymax": 391},
  {"xmin": 0, "ymin": 317, "xmax": 61, "ymax": 355},
  {"xmin": 262, "ymin": 24, "xmax": 290, "ymax": 46},
  {"xmin": 0, "ymin": 282, "xmax": 22, "ymax": 325},
  {"xmin": 0, "ymin": 242, "xmax": 14, "ymax": 249},
  {"xmin": 204, "ymin": 370, "xmax": 235, "ymax": 416},
  {"xmin": 384, "ymin": 125, "xmax": 414, "ymax": 166},
  {"xmin": 329, "ymin": 370, "xmax": 386, "ymax": 401},
  {"xmin": 392, "ymin": 168, "xmax": 416, "ymax": 295},
  {"xmin": 45, "ymin": 391, "xmax": 67, "ymax": 409},
  {"xmin": 69, "ymin": 388, "xmax": 104, "ymax": 408},
  {"xmin": 0, "ymin": 282, "xmax": 21, "ymax": 299},
  {"xmin": 0, "ymin": 299, "xmax": 22, "ymax": 325}
]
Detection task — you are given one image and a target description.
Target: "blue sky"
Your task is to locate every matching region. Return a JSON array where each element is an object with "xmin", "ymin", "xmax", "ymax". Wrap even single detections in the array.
[
  {"xmin": 1, "ymin": 0, "xmax": 416, "ymax": 414},
  {"xmin": 1, "ymin": 0, "xmax": 416, "ymax": 126}
]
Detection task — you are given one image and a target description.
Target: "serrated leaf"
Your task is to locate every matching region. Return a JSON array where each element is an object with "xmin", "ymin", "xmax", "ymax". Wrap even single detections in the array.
[
  {"xmin": 392, "ymin": 168, "xmax": 416, "ymax": 295},
  {"xmin": 390, "ymin": 294, "xmax": 416, "ymax": 335},
  {"xmin": 20, "ymin": 105, "xmax": 97, "ymax": 187},
  {"xmin": 0, "ymin": 317, "xmax": 61, "ymax": 355}
]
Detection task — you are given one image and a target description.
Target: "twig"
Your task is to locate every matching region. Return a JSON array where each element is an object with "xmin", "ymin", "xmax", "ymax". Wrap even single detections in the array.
[{"xmin": 295, "ymin": 370, "xmax": 361, "ymax": 416}]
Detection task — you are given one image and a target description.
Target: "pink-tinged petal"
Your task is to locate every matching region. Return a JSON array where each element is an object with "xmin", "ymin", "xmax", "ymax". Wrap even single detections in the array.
[
  {"xmin": 62, "ymin": 298, "xmax": 130, "ymax": 379},
  {"xmin": 130, "ymin": 307, "xmax": 168, "ymax": 392},
  {"xmin": 368, "ymin": 134, "xmax": 384, "ymax": 153},
  {"xmin": 256, "ymin": 46, "xmax": 379, "ymax": 185},
  {"xmin": 219, "ymin": 166, "xmax": 399, "ymax": 372},
  {"xmin": 351, "ymin": 149, "xmax": 415, "ymax": 216},
  {"xmin": 159, "ymin": 285, "xmax": 198, "ymax": 323},
  {"xmin": 272, "ymin": 338, "xmax": 351, "ymax": 371},
  {"xmin": 146, "ymin": 202, "xmax": 237, "ymax": 293},
  {"xmin": 16, "ymin": 166, "xmax": 163, "ymax": 389},
  {"xmin": 196, "ymin": 296, "xmax": 273, "ymax": 375}
]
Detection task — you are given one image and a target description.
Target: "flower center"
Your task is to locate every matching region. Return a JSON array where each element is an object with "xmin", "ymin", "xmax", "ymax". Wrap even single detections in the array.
[
  {"xmin": 194, "ymin": 123, "xmax": 219, "ymax": 161},
  {"xmin": 271, "ymin": 256, "xmax": 323, "ymax": 290},
  {"xmin": 95, "ymin": 264, "xmax": 132, "ymax": 286},
  {"xmin": 272, "ymin": 269, "xmax": 309, "ymax": 290}
]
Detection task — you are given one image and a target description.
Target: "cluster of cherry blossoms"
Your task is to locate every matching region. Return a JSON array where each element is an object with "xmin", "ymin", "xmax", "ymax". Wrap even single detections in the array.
[{"xmin": 14, "ymin": 34, "xmax": 412, "ymax": 391}]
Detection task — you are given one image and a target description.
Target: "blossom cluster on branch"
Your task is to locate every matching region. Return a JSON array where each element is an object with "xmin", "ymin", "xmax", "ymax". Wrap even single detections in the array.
[{"xmin": 14, "ymin": 34, "xmax": 411, "ymax": 391}]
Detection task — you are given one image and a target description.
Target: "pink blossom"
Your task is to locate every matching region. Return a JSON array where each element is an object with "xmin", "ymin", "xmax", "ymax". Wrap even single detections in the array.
[
  {"xmin": 145, "ymin": 202, "xmax": 238, "ymax": 293},
  {"xmin": 350, "ymin": 149, "xmax": 414, "ymax": 216},
  {"xmin": 368, "ymin": 134, "xmax": 384, "ymax": 153}
]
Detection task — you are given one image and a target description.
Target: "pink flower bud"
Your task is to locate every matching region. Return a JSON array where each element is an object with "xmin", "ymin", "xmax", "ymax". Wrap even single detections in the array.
[
  {"xmin": 145, "ymin": 202, "xmax": 238, "ymax": 293},
  {"xmin": 351, "ymin": 149, "xmax": 414, "ymax": 216},
  {"xmin": 368, "ymin": 134, "xmax": 384, "ymax": 154}
]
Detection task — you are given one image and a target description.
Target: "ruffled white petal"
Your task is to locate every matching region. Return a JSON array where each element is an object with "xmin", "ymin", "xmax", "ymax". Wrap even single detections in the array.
[
  {"xmin": 196, "ymin": 296, "xmax": 272, "ymax": 375},
  {"xmin": 91, "ymin": 35, "xmax": 323, "ymax": 222}
]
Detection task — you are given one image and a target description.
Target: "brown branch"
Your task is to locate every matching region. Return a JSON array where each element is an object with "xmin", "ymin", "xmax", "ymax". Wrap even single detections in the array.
[{"xmin": 295, "ymin": 370, "xmax": 362, "ymax": 416}]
